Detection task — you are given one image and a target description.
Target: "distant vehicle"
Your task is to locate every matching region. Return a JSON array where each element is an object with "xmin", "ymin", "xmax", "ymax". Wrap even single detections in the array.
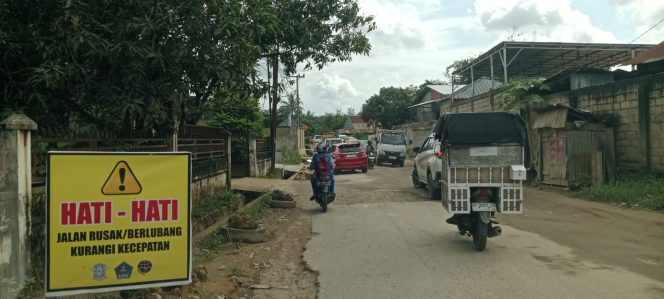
[
  {"xmin": 327, "ymin": 142, "xmax": 368, "ymax": 173},
  {"xmin": 313, "ymin": 135, "xmax": 322, "ymax": 143},
  {"xmin": 412, "ymin": 133, "xmax": 442, "ymax": 200},
  {"xmin": 358, "ymin": 139, "xmax": 369, "ymax": 148},
  {"xmin": 324, "ymin": 138, "xmax": 344, "ymax": 148},
  {"xmin": 376, "ymin": 130, "xmax": 408, "ymax": 167}
]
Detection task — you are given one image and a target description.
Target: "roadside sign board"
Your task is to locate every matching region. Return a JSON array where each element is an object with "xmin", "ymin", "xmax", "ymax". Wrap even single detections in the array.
[{"xmin": 46, "ymin": 152, "xmax": 191, "ymax": 296}]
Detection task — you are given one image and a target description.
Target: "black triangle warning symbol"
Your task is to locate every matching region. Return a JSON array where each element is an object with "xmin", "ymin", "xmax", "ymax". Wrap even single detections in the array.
[{"xmin": 101, "ymin": 161, "xmax": 142, "ymax": 195}]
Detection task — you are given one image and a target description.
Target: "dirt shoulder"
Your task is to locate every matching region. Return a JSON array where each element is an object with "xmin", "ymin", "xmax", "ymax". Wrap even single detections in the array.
[
  {"xmin": 500, "ymin": 186, "xmax": 664, "ymax": 283},
  {"xmin": 192, "ymin": 179, "xmax": 317, "ymax": 299}
]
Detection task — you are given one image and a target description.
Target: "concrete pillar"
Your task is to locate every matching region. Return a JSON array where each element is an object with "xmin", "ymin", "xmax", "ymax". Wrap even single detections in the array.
[
  {"xmin": 248, "ymin": 134, "xmax": 258, "ymax": 177},
  {"xmin": 0, "ymin": 113, "xmax": 37, "ymax": 298},
  {"xmin": 226, "ymin": 133, "xmax": 232, "ymax": 190}
]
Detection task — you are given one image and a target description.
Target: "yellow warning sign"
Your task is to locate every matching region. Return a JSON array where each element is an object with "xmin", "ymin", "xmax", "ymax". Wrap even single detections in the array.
[
  {"xmin": 101, "ymin": 161, "xmax": 142, "ymax": 195},
  {"xmin": 46, "ymin": 153, "xmax": 191, "ymax": 297}
]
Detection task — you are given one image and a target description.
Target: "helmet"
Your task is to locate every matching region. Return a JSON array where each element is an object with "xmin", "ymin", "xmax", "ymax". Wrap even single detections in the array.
[{"xmin": 316, "ymin": 143, "xmax": 326, "ymax": 153}]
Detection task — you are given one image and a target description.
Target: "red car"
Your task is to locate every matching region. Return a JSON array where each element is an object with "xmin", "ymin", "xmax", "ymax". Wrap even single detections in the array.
[{"xmin": 327, "ymin": 142, "xmax": 368, "ymax": 173}]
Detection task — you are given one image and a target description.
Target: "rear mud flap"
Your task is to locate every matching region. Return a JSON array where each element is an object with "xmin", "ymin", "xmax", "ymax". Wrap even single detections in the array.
[{"xmin": 479, "ymin": 212, "xmax": 491, "ymax": 224}]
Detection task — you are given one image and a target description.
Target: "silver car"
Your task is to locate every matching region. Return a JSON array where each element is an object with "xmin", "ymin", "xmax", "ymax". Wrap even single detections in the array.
[{"xmin": 411, "ymin": 133, "xmax": 442, "ymax": 200}]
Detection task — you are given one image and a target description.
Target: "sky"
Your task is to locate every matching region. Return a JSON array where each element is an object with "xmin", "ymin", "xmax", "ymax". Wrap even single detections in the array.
[{"xmin": 268, "ymin": 0, "xmax": 664, "ymax": 115}]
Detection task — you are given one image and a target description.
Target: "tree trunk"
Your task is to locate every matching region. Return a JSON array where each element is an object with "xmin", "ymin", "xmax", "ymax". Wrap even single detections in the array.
[{"xmin": 270, "ymin": 54, "xmax": 279, "ymax": 171}]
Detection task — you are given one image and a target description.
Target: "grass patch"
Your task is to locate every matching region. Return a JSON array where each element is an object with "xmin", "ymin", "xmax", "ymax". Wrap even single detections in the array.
[
  {"xmin": 194, "ymin": 192, "xmax": 271, "ymax": 262},
  {"xmin": 261, "ymin": 169, "xmax": 283, "ymax": 179},
  {"xmin": 192, "ymin": 191, "xmax": 244, "ymax": 235},
  {"xmin": 279, "ymin": 146, "xmax": 302, "ymax": 165},
  {"xmin": 573, "ymin": 174, "xmax": 664, "ymax": 211}
]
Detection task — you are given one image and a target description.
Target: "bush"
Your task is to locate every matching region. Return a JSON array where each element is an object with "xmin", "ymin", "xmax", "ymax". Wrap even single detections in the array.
[
  {"xmin": 279, "ymin": 146, "xmax": 302, "ymax": 165},
  {"xmin": 227, "ymin": 212, "xmax": 259, "ymax": 230},
  {"xmin": 573, "ymin": 174, "xmax": 664, "ymax": 210},
  {"xmin": 192, "ymin": 191, "xmax": 243, "ymax": 229}
]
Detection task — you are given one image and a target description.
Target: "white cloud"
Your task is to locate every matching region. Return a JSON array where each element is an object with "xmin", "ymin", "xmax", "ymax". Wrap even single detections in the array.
[
  {"xmin": 473, "ymin": 0, "xmax": 617, "ymax": 43},
  {"xmin": 609, "ymin": 0, "xmax": 664, "ymax": 43},
  {"xmin": 360, "ymin": 0, "xmax": 437, "ymax": 53},
  {"xmin": 294, "ymin": 0, "xmax": 649, "ymax": 115}
]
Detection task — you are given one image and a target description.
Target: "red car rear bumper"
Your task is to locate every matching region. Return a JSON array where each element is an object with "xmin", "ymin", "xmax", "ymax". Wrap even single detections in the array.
[{"xmin": 335, "ymin": 158, "xmax": 368, "ymax": 170}]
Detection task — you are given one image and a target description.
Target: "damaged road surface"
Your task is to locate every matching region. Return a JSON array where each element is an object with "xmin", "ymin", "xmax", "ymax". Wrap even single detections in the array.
[{"xmin": 303, "ymin": 162, "xmax": 664, "ymax": 299}]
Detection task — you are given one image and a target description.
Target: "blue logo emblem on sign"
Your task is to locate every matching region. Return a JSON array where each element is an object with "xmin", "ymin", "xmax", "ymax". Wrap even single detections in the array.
[
  {"xmin": 92, "ymin": 263, "xmax": 107, "ymax": 280},
  {"xmin": 115, "ymin": 262, "xmax": 133, "ymax": 279},
  {"xmin": 137, "ymin": 260, "xmax": 152, "ymax": 274}
]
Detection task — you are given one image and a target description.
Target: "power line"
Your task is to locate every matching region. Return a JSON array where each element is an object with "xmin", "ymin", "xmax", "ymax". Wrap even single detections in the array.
[{"xmin": 629, "ymin": 16, "xmax": 664, "ymax": 44}]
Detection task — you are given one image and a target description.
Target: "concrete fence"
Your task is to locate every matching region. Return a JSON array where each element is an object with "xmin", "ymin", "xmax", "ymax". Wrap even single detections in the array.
[
  {"xmin": 0, "ymin": 114, "xmax": 37, "ymax": 298},
  {"xmin": 0, "ymin": 114, "xmax": 274, "ymax": 297}
]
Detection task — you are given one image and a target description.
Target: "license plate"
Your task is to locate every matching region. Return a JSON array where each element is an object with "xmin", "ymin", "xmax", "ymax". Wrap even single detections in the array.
[
  {"xmin": 347, "ymin": 154, "xmax": 356, "ymax": 158},
  {"xmin": 472, "ymin": 202, "xmax": 496, "ymax": 211},
  {"xmin": 388, "ymin": 156, "xmax": 397, "ymax": 160}
]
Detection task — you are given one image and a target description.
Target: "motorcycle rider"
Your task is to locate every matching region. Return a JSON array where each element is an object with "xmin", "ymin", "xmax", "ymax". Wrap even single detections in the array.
[
  {"xmin": 310, "ymin": 143, "xmax": 335, "ymax": 201},
  {"xmin": 367, "ymin": 140, "xmax": 376, "ymax": 155}
]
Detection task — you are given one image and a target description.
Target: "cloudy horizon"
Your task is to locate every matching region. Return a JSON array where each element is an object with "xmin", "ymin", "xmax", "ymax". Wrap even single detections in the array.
[{"xmin": 266, "ymin": 0, "xmax": 664, "ymax": 116}]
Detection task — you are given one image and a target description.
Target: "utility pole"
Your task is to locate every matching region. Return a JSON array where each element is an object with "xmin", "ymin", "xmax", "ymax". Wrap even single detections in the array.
[{"xmin": 288, "ymin": 74, "xmax": 304, "ymax": 125}]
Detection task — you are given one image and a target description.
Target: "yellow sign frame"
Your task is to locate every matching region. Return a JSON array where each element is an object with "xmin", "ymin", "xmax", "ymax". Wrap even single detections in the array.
[{"xmin": 46, "ymin": 152, "xmax": 191, "ymax": 297}]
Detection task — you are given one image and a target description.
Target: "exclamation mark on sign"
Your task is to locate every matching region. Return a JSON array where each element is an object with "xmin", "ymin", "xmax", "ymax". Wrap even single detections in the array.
[{"xmin": 118, "ymin": 168, "xmax": 126, "ymax": 191}]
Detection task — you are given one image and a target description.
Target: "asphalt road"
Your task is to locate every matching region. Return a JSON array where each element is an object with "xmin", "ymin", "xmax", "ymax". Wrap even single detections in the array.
[{"xmin": 302, "ymin": 162, "xmax": 664, "ymax": 299}]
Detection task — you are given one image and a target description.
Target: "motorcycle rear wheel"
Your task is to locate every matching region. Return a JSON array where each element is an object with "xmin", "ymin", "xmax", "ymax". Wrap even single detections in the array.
[
  {"xmin": 321, "ymin": 192, "xmax": 328, "ymax": 212},
  {"xmin": 472, "ymin": 220, "xmax": 488, "ymax": 251}
]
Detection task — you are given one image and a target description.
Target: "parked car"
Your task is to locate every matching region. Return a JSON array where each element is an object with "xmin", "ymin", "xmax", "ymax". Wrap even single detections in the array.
[
  {"xmin": 412, "ymin": 133, "xmax": 443, "ymax": 200},
  {"xmin": 327, "ymin": 142, "xmax": 368, "ymax": 173},
  {"xmin": 313, "ymin": 135, "xmax": 322, "ymax": 143}
]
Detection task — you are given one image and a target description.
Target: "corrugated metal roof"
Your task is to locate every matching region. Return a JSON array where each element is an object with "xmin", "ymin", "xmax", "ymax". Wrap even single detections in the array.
[
  {"xmin": 408, "ymin": 98, "xmax": 444, "ymax": 108},
  {"xmin": 533, "ymin": 109, "xmax": 568, "ymax": 129},
  {"xmin": 348, "ymin": 115, "xmax": 364, "ymax": 124},
  {"xmin": 448, "ymin": 78, "xmax": 502, "ymax": 99},
  {"xmin": 622, "ymin": 41, "xmax": 664, "ymax": 65},
  {"xmin": 427, "ymin": 84, "xmax": 456, "ymax": 95},
  {"xmin": 454, "ymin": 41, "xmax": 654, "ymax": 81}
]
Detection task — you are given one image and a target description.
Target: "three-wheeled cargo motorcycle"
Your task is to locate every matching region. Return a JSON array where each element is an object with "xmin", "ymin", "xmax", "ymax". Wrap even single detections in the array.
[{"xmin": 433, "ymin": 112, "xmax": 527, "ymax": 251}]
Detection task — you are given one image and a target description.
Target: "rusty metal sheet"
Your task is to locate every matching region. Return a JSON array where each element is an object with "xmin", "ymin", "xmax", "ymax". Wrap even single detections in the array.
[{"xmin": 533, "ymin": 109, "xmax": 568, "ymax": 129}]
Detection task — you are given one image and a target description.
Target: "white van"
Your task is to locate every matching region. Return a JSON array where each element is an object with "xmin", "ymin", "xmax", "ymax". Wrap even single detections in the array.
[{"xmin": 376, "ymin": 130, "xmax": 408, "ymax": 167}]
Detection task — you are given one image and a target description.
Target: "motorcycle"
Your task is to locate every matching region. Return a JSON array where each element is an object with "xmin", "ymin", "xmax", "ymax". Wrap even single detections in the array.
[
  {"xmin": 446, "ymin": 188, "xmax": 502, "ymax": 250},
  {"xmin": 315, "ymin": 176, "xmax": 334, "ymax": 212},
  {"xmin": 368, "ymin": 151, "xmax": 376, "ymax": 169},
  {"xmin": 435, "ymin": 112, "xmax": 527, "ymax": 251}
]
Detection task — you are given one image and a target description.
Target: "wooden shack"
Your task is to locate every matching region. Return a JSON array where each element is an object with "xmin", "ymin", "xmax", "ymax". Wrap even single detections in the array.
[{"xmin": 530, "ymin": 104, "xmax": 615, "ymax": 187}]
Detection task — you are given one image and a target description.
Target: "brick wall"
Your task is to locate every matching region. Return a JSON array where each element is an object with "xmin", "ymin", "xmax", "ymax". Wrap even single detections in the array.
[
  {"xmin": 649, "ymin": 80, "xmax": 664, "ymax": 171},
  {"xmin": 546, "ymin": 74, "xmax": 664, "ymax": 172}
]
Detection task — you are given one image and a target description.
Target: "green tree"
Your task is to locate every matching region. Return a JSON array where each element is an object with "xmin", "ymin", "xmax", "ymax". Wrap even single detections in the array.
[
  {"xmin": 346, "ymin": 106, "xmax": 357, "ymax": 116},
  {"xmin": 204, "ymin": 89, "xmax": 264, "ymax": 135},
  {"xmin": 495, "ymin": 79, "xmax": 550, "ymax": 111},
  {"xmin": 264, "ymin": 0, "xmax": 375, "ymax": 168},
  {"xmin": 361, "ymin": 87, "xmax": 415, "ymax": 129},
  {"xmin": 0, "ymin": 0, "xmax": 275, "ymax": 133},
  {"xmin": 445, "ymin": 57, "xmax": 476, "ymax": 84},
  {"xmin": 277, "ymin": 93, "xmax": 304, "ymax": 120},
  {"xmin": 301, "ymin": 111, "xmax": 346, "ymax": 135}
]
